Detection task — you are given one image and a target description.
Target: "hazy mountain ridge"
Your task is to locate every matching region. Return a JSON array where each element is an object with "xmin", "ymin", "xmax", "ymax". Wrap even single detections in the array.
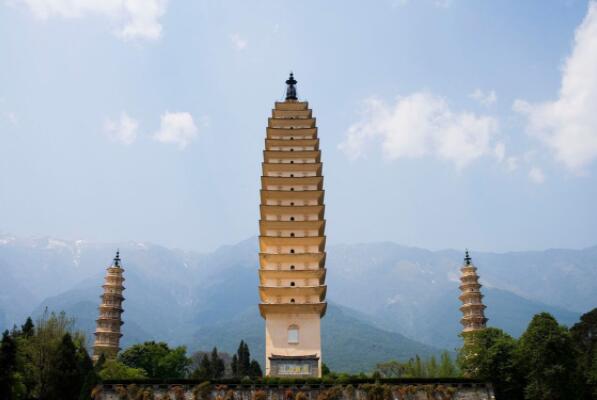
[
  {"xmin": 0, "ymin": 234, "xmax": 593, "ymax": 368},
  {"xmin": 325, "ymin": 242, "xmax": 591, "ymax": 348}
]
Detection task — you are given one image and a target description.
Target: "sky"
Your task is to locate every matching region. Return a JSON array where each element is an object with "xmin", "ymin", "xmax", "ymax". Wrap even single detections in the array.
[{"xmin": 1, "ymin": 0, "xmax": 597, "ymax": 253}]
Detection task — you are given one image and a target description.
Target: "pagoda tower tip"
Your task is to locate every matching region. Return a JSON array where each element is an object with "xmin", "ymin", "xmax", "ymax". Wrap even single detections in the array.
[
  {"xmin": 285, "ymin": 72, "xmax": 298, "ymax": 101},
  {"xmin": 114, "ymin": 249, "xmax": 121, "ymax": 267}
]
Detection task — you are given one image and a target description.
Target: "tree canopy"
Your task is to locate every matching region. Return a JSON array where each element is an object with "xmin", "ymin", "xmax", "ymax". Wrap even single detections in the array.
[{"xmin": 118, "ymin": 341, "xmax": 191, "ymax": 379}]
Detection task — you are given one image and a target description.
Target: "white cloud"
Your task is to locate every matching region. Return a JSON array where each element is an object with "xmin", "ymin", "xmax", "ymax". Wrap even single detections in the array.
[
  {"xmin": 229, "ymin": 33, "xmax": 248, "ymax": 50},
  {"xmin": 153, "ymin": 112, "xmax": 198, "ymax": 149},
  {"xmin": 392, "ymin": 0, "xmax": 451, "ymax": 7},
  {"xmin": 20, "ymin": 0, "xmax": 167, "ymax": 40},
  {"xmin": 470, "ymin": 89, "xmax": 497, "ymax": 106},
  {"xmin": 339, "ymin": 92, "xmax": 499, "ymax": 169},
  {"xmin": 433, "ymin": 0, "xmax": 452, "ymax": 8},
  {"xmin": 2, "ymin": 111, "xmax": 18, "ymax": 126},
  {"xmin": 506, "ymin": 156, "xmax": 519, "ymax": 172},
  {"xmin": 494, "ymin": 142, "xmax": 505, "ymax": 162},
  {"xmin": 6, "ymin": 112, "xmax": 18, "ymax": 125},
  {"xmin": 515, "ymin": 1, "xmax": 597, "ymax": 173},
  {"xmin": 528, "ymin": 166, "xmax": 546, "ymax": 184},
  {"xmin": 104, "ymin": 112, "xmax": 138, "ymax": 145}
]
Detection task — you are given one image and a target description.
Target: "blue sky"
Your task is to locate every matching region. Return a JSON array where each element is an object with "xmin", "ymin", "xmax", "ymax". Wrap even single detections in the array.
[{"xmin": 1, "ymin": 0, "xmax": 597, "ymax": 253}]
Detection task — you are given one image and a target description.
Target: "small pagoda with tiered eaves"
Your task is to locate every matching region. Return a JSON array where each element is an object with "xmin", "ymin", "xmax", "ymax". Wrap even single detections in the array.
[
  {"xmin": 93, "ymin": 251, "xmax": 126, "ymax": 361},
  {"xmin": 458, "ymin": 250, "xmax": 488, "ymax": 335},
  {"xmin": 258, "ymin": 73, "xmax": 327, "ymax": 378}
]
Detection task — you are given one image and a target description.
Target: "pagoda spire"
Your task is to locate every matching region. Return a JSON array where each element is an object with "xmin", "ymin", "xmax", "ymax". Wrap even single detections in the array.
[
  {"xmin": 285, "ymin": 72, "xmax": 298, "ymax": 101},
  {"xmin": 458, "ymin": 250, "xmax": 488, "ymax": 336},
  {"xmin": 114, "ymin": 249, "xmax": 121, "ymax": 267},
  {"xmin": 93, "ymin": 250, "xmax": 126, "ymax": 361}
]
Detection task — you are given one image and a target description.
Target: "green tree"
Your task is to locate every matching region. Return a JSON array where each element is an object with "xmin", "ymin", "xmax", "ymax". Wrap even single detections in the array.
[
  {"xmin": 427, "ymin": 355, "xmax": 438, "ymax": 377},
  {"xmin": 46, "ymin": 333, "xmax": 82, "ymax": 400},
  {"xmin": 458, "ymin": 328, "xmax": 522, "ymax": 399},
  {"xmin": 191, "ymin": 354, "xmax": 212, "ymax": 380},
  {"xmin": 235, "ymin": 340, "xmax": 251, "ymax": 377},
  {"xmin": 570, "ymin": 308, "xmax": 597, "ymax": 399},
  {"xmin": 0, "ymin": 330, "xmax": 18, "ymax": 400},
  {"xmin": 20, "ymin": 318, "xmax": 34, "ymax": 339},
  {"xmin": 438, "ymin": 351, "xmax": 458, "ymax": 377},
  {"xmin": 248, "ymin": 360, "xmax": 262, "ymax": 378},
  {"xmin": 210, "ymin": 347, "xmax": 225, "ymax": 379},
  {"xmin": 517, "ymin": 312, "xmax": 576, "ymax": 400},
  {"xmin": 99, "ymin": 359, "xmax": 148, "ymax": 380},
  {"xmin": 77, "ymin": 345, "xmax": 98, "ymax": 400},
  {"xmin": 31, "ymin": 310, "xmax": 87, "ymax": 399},
  {"xmin": 119, "ymin": 341, "xmax": 191, "ymax": 379},
  {"xmin": 375, "ymin": 360, "xmax": 404, "ymax": 378},
  {"xmin": 413, "ymin": 355, "xmax": 424, "ymax": 377},
  {"xmin": 231, "ymin": 354, "xmax": 238, "ymax": 377}
]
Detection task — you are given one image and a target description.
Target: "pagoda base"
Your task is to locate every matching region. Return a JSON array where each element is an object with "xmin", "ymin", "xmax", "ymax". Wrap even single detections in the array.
[
  {"xmin": 264, "ymin": 313, "xmax": 322, "ymax": 377},
  {"xmin": 269, "ymin": 355, "xmax": 319, "ymax": 378}
]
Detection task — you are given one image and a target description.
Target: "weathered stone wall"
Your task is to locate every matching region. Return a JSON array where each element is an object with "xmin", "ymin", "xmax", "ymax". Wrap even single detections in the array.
[{"xmin": 96, "ymin": 381, "xmax": 495, "ymax": 400}]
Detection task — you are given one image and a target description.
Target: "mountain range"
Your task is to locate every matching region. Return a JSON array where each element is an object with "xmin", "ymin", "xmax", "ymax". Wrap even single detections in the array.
[{"xmin": 0, "ymin": 234, "xmax": 594, "ymax": 371}]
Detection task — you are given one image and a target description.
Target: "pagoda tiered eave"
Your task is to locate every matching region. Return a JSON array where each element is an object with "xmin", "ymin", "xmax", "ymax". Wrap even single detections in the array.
[
  {"xmin": 265, "ymin": 139, "xmax": 319, "ymax": 150},
  {"xmin": 260, "ymin": 192, "xmax": 324, "ymax": 204},
  {"xmin": 263, "ymin": 162, "xmax": 322, "ymax": 175},
  {"xmin": 266, "ymin": 128, "xmax": 318, "ymax": 140},
  {"xmin": 259, "ymin": 268, "xmax": 326, "ymax": 282},
  {"xmin": 259, "ymin": 285, "xmax": 327, "ymax": 301},
  {"xmin": 259, "ymin": 302, "xmax": 326, "ymax": 317},
  {"xmin": 259, "ymin": 220, "xmax": 325, "ymax": 231},
  {"xmin": 259, "ymin": 236, "xmax": 326, "ymax": 251},
  {"xmin": 261, "ymin": 176, "xmax": 324, "ymax": 188},
  {"xmin": 268, "ymin": 118, "xmax": 316, "ymax": 129},
  {"xmin": 273, "ymin": 101, "xmax": 309, "ymax": 110},
  {"xmin": 272, "ymin": 109, "xmax": 312, "ymax": 118},
  {"xmin": 259, "ymin": 252, "xmax": 326, "ymax": 267},
  {"xmin": 260, "ymin": 204, "xmax": 324, "ymax": 218},
  {"xmin": 263, "ymin": 150, "xmax": 321, "ymax": 163}
]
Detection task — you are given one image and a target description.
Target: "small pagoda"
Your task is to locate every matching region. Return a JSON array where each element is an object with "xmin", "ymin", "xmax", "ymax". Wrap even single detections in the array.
[
  {"xmin": 458, "ymin": 250, "xmax": 488, "ymax": 336},
  {"xmin": 93, "ymin": 250, "xmax": 126, "ymax": 361},
  {"xmin": 258, "ymin": 73, "xmax": 327, "ymax": 377}
]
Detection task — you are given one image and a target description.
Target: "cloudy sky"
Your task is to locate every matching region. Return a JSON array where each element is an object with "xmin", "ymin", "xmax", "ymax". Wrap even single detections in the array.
[{"xmin": 1, "ymin": 0, "xmax": 597, "ymax": 253}]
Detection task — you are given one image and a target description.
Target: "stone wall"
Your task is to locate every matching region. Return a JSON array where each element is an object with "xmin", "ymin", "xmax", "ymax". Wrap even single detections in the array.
[{"xmin": 96, "ymin": 381, "xmax": 495, "ymax": 400}]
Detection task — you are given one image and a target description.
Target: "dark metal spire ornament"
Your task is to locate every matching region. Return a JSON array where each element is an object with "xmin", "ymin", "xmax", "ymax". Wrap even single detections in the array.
[
  {"xmin": 464, "ymin": 249, "xmax": 471, "ymax": 265},
  {"xmin": 285, "ymin": 72, "xmax": 297, "ymax": 101},
  {"xmin": 114, "ymin": 250, "xmax": 121, "ymax": 267}
]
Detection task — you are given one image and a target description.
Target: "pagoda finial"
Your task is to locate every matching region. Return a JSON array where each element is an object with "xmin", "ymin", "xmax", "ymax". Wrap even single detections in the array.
[
  {"xmin": 114, "ymin": 249, "xmax": 121, "ymax": 267},
  {"xmin": 285, "ymin": 72, "xmax": 297, "ymax": 101},
  {"xmin": 464, "ymin": 249, "xmax": 471, "ymax": 265}
]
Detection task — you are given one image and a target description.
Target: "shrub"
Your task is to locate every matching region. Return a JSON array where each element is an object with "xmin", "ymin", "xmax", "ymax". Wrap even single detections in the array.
[
  {"xmin": 253, "ymin": 389, "xmax": 267, "ymax": 400},
  {"xmin": 193, "ymin": 382, "xmax": 212, "ymax": 400},
  {"xmin": 141, "ymin": 388, "xmax": 155, "ymax": 400},
  {"xmin": 115, "ymin": 385, "xmax": 128, "ymax": 400},
  {"xmin": 316, "ymin": 386, "xmax": 343, "ymax": 400},
  {"xmin": 344, "ymin": 384, "xmax": 355, "ymax": 400},
  {"xmin": 359, "ymin": 383, "xmax": 392, "ymax": 400},
  {"xmin": 170, "ymin": 385, "xmax": 186, "ymax": 400},
  {"xmin": 91, "ymin": 385, "xmax": 103, "ymax": 400},
  {"xmin": 295, "ymin": 391, "xmax": 308, "ymax": 400}
]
